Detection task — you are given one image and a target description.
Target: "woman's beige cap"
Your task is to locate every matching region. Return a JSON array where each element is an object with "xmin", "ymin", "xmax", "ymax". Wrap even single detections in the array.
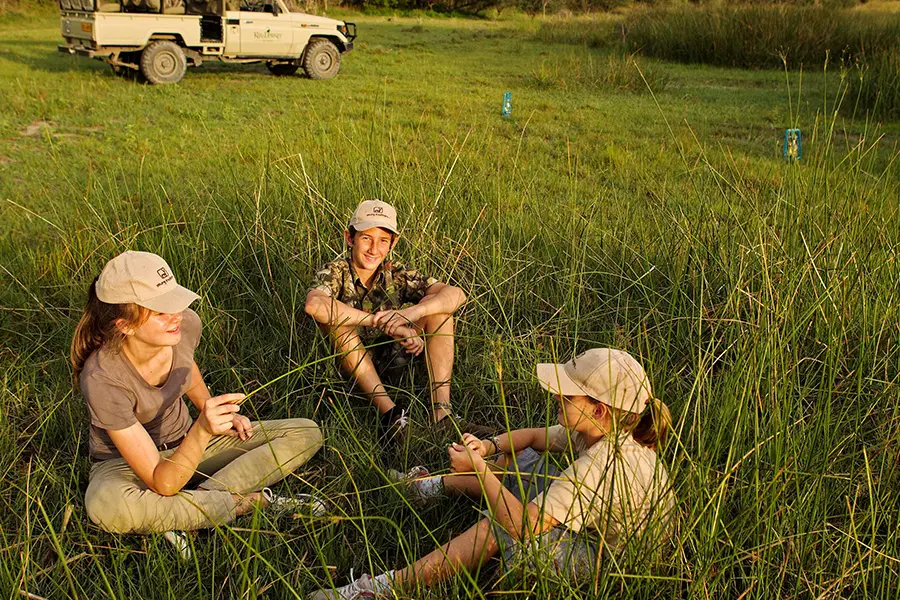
[
  {"xmin": 348, "ymin": 199, "xmax": 399, "ymax": 234},
  {"xmin": 96, "ymin": 251, "xmax": 199, "ymax": 313},
  {"xmin": 536, "ymin": 348, "xmax": 652, "ymax": 414}
]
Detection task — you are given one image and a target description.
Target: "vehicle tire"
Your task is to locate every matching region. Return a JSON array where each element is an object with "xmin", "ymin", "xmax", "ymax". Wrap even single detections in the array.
[
  {"xmin": 267, "ymin": 61, "xmax": 299, "ymax": 76},
  {"xmin": 302, "ymin": 38, "xmax": 341, "ymax": 80},
  {"xmin": 140, "ymin": 40, "xmax": 187, "ymax": 85}
]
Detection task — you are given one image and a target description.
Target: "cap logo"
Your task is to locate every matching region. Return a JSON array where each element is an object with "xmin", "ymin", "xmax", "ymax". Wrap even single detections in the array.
[
  {"xmin": 372, "ymin": 206, "xmax": 384, "ymax": 214},
  {"xmin": 156, "ymin": 267, "xmax": 174, "ymax": 288}
]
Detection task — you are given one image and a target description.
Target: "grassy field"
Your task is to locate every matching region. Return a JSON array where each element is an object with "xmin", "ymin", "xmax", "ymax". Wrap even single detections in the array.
[{"xmin": 2, "ymin": 7, "xmax": 900, "ymax": 599}]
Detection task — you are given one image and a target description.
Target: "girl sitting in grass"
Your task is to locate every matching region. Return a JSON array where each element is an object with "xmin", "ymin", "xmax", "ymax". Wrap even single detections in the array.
[
  {"xmin": 72, "ymin": 251, "xmax": 324, "ymax": 534},
  {"xmin": 311, "ymin": 348, "xmax": 675, "ymax": 598}
]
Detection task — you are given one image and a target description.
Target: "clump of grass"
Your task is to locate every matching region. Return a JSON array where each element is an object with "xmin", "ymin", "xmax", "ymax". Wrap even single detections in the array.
[
  {"xmin": 533, "ymin": 13, "xmax": 621, "ymax": 48},
  {"xmin": 845, "ymin": 50, "xmax": 900, "ymax": 120},
  {"xmin": 530, "ymin": 51, "xmax": 668, "ymax": 93},
  {"xmin": 621, "ymin": 5, "xmax": 900, "ymax": 69}
]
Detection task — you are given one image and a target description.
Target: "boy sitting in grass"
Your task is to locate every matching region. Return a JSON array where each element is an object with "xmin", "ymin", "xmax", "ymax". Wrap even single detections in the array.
[
  {"xmin": 310, "ymin": 348, "xmax": 676, "ymax": 598},
  {"xmin": 304, "ymin": 199, "xmax": 490, "ymax": 446}
]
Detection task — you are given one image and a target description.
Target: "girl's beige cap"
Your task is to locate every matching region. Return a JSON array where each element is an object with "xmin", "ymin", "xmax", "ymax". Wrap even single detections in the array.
[
  {"xmin": 348, "ymin": 199, "xmax": 399, "ymax": 234},
  {"xmin": 96, "ymin": 251, "xmax": 199, "ymax": 313},
  {"xmin": 536, "ymin": 348, "xmax": 652, "ymax": 414}
]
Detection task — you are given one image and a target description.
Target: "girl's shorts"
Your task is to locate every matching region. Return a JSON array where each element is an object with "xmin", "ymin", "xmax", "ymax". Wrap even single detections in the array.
[{"xmin": 487, "ymin": 447, "xmax": 600, "ymax": 580}]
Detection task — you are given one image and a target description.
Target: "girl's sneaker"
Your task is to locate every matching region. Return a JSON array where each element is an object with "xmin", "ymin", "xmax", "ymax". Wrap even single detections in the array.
[
  {"xmin": 387, "ymin": 465, "xmax": 444, "ymax": 502},
  {"xmin": 310, "ymin": 572, "xmax": 379, "ymax": 600},
  {"xmin": 163, "ymin": 530, "xmax": 192, "ymax": 561},
  {"xmin": 262, "ymin": 487, "xmax": 329, "ymax": 517}
]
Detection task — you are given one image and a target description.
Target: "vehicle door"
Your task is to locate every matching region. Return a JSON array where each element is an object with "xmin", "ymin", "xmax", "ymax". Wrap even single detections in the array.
[{"xmin": 237, "ymin": 0, "xmax": 292, "ymax": 56}]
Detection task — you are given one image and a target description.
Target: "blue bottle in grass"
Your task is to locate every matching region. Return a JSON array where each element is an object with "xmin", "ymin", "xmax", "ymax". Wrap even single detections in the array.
[
  {"xmin": 783, "ymin": 129, "xmax": 802, "ymax": 161},
  {"xmin": 501, "ymin": 92, "xmax": 512, "ymax": 117}
]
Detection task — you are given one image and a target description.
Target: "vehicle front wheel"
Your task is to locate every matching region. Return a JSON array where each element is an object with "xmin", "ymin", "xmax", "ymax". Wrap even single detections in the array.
[
  {"xmin": 140, "ymin": 40, "xmax": 187, "ymax": 85},
  {"xmin": 267, "ymin": 61, "xmax": 300, "ymax": 76},
  {"xmin": 302, "ymin": 39, "xmax": 341, "ymax": 80}
]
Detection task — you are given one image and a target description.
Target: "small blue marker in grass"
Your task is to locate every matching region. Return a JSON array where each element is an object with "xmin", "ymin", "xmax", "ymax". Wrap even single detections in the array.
[
  {"xmin": 783, "ymin": 129, "xmax": 802, "ymax": 161},
  {"xmin": 501, "ymin": 92, "xmax": 512, "ymax": 117}
]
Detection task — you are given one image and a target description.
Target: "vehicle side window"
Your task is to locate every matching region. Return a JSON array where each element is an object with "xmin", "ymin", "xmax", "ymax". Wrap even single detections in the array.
[{"xmin": 239, "ymin": 0, "xmax": 274, "ymax": 12}]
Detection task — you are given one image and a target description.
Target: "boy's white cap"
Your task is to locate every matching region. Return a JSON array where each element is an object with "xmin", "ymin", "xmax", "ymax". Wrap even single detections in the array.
[
  {"xmin": 536, "ymin": 348, "xmax": 652, "ymax": 414},
  {"xmin": 348, "ymin": 199, "xmax": 399, "ymax": 234},
  {"xmin": 96, "ymin": 251, "xmax": 199, "ymax": 313}
]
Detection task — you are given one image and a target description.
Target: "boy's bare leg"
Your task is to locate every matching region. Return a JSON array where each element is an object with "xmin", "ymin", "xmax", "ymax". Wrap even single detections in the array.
[
  {"xmin": 393, "ymin": 517, "xmax": 500, "ymax": 588},
  {"xmin": 322, "ymin": 323, "xmax": 394, "ymax": 414},
  {"xmin": 418, "ymin": 312, "xmax": 455, "ymax": 422}
]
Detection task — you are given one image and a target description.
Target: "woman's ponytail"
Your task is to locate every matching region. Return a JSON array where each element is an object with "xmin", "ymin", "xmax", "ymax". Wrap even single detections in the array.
[
  {"xmin": 70, "ymin": 277, "xmax": 148, "ymax": 382},
  {"xmin": 631, "ymin": 398, "xmax": 671, "ymax": 451}
]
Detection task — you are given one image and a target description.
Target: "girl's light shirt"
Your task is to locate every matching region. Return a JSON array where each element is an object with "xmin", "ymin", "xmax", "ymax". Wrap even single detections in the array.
[{"xmin": 533, "ymin": 424, "xmax": 675, "ymax": 552}]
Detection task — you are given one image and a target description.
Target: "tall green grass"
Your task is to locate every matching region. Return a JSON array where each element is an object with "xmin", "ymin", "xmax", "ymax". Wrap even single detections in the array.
[
  {"xmin": 3, "ymin": 12, "xmax": 900, "ymax": 600},
  {"xmin": 621, "ymin": 6, "xmax": 900, "ymax": 69},
  {"xmin": 846, "ymin": 50, "xmax": 900, "ymax": 120},
  {"xmin": 529, "ymin": 50, "xmax": 669, "ymax": 93}
]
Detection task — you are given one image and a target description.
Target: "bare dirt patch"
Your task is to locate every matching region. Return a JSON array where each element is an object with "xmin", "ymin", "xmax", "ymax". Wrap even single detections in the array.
[{"xmin": 19, "ymin": 120, "xmax": 54, "ymax": 137}]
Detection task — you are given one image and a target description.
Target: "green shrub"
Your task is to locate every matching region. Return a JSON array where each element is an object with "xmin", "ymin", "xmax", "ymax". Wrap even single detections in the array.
[{"xmin": 622, "ymin": 6, "xmax": 900, "ymax": 69}]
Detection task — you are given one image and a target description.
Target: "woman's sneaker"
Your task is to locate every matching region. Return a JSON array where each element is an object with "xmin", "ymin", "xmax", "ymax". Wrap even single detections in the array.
[
  {"xmin": 387, "ymin": 465, "xmax": 445, "ymax": 502},
  {"xmin": 262, "ymin": 487, "xmax": 328, "ymax": 517}
]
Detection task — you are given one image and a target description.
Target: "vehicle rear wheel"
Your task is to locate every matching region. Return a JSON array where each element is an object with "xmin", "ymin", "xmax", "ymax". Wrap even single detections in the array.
[
  {"xmin": 141, "ymin": 40, "xmax": 187, "ymax": 85},
  {"xmin": 302, "ymin": 39, "xmax": 341, "ymax": 80},
  {"xmin": 266, "ymin": 62, "xmax": 299, "ymax": 76}
]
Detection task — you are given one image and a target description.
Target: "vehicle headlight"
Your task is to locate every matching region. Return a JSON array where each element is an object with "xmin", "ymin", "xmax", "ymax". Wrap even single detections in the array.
[{"xmin": 338, "ymin": 24, "xmax": 347, "ymax": 35}]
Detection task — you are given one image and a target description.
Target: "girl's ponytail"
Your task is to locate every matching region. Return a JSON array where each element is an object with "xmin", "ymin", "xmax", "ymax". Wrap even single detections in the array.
[
  {"xmin": 631, "ymin": 398, "xmax": 671, "ymax": 451},
  {"xmin": 70, "ymin": 277, "xmax": 147, "ymax": 382}
]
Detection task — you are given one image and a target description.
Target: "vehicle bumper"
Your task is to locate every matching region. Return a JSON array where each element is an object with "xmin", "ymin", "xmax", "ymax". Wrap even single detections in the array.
[
  {"xmin": 343, "ymin": 41, "xmax": 353, "ymax": 53},
  {"xmin": 58, "ymin": 44, "xmax": 97, "ymax": 57}
]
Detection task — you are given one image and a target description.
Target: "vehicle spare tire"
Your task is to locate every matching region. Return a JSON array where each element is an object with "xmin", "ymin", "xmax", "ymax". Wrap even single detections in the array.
[
  {"xmin": 267, "ymin": 61, "xmax": 300, "ymax": 76},
  {"xmin": 141, "ymin": 40, "xmax": 187, "ymax": 85},
  {"xmin": 302, "ymin": 38, "xmax": 341, "ymax": 80}
]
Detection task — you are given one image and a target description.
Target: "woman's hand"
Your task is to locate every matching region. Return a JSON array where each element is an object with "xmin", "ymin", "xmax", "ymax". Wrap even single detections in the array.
[
  {"xmin": 462, "ymin": 432, "xmax": 490, "ymax": 457},
  {"xmin": 449, "ymin": 441, "xmax": 487, "ymax": 477},
  {"xmin": 197, "ymin": 393, "xmax": 244, "ymax": 436},
  {"xmin": 227, "ymin": 413, "xmax": 253, "ymax": 440}
]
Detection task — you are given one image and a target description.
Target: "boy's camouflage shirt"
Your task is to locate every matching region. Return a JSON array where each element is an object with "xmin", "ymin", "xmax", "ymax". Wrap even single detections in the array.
[{"xmin": 311, "ymin": 257, "xmax": 438, "ymax": 339}]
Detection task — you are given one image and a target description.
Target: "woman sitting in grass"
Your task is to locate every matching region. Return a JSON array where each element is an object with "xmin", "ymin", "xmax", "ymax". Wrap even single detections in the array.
[
  {"xmin": 312, "ymin": 348, "xmax": 675, "ymax": 598},
  {"xmin": 72, "ymin": 251, "xmax": 324, "ymax": 534}
]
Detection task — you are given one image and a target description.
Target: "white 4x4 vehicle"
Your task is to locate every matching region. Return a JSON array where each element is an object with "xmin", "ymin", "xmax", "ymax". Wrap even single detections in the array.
[{"xmin": 59, "ymin": 0, "xmax": 356, "ymax": 83}]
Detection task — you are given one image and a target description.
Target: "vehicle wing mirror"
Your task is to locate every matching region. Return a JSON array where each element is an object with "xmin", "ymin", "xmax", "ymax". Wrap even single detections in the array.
[{"xmin": 272, "ymin": 1, "xmax": 279, "ymax": 14}]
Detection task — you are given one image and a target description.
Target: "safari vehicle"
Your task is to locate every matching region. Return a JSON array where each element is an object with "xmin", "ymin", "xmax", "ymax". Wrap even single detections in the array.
[{"xmin": 58, "ymin": 0, "xmax": 356, "ymax": 83}]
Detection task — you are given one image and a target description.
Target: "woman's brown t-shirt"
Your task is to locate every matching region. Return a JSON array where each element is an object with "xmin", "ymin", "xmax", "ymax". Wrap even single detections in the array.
[{"xmin": 80, "ymin": 309, "xmax": 201, "ymax": 461}]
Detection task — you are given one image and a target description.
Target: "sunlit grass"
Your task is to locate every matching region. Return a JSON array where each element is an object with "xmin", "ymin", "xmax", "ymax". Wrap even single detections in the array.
[{"xmin": 2, "ymin": 8, "xmax": 900, "ymax": 599}]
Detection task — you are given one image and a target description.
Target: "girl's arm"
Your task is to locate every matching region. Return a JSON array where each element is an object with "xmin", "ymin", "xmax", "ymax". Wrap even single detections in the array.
[
  {"xmin": 185, "ymin": 361, "xmax": 212, "ymax": 410},
  {"xmin": 184, "ymin": 361, "xmax": 252, "ymax": 440},
  {"xmin": 449, "ymin": 443, "xmax": 559, "ymax": 538},
  {"xmin": 467, "ymin": 427, "xmax": 562, "ymax": 456},
  {"xmin": 106, "ymin": 393, "xmax": 243, "ymax": 496}
]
